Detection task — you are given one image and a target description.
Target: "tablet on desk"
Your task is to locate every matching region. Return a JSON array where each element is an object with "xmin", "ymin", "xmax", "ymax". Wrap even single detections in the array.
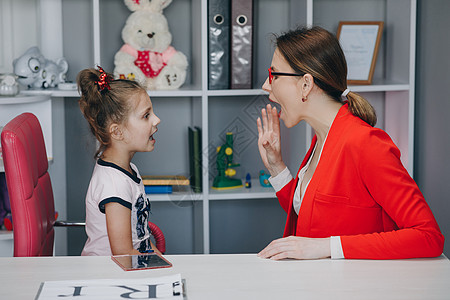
[{"xmin": 112, "ymin": 253, "xmax": 172, "ymax": 271}]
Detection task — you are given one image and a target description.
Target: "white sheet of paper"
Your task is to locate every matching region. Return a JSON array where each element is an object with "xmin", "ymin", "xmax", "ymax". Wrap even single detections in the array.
[
  {"xmin": 36, "ymin": 273, "xmax": 183, "ymax": 300},
  {"xmin": 339, "ymin": 24, "xmax": 380, "ymax": 80}
]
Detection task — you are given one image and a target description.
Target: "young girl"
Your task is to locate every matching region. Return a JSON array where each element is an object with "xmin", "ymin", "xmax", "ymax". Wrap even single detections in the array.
[{"xmin": 77, "ymin": 66, "xmax": 161, "ymax": 256}]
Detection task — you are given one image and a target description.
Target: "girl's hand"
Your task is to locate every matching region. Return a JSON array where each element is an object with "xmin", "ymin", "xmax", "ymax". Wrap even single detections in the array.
[
  {"xmin": 257, "ymin": 104, "xmax": 286, "ymax": 177},
  {"xmin": 257, "ymin": 236, "xmax": 331, "ymax": 260}
]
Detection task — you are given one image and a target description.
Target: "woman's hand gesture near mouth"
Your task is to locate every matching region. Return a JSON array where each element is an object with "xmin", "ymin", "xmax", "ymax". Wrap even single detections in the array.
[{"xmin": 257, "ymin": 103, "xmax": 286, "ymax": 177}]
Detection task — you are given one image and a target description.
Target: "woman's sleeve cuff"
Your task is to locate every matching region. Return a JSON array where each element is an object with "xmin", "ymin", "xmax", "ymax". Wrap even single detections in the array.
[
  {"xmin": 330, "ymin": 236, "xmax": 345, "ymax": 259},
  {"xmin": 268, "ymin": 167, "xmax": 293, "ymax": 192}
]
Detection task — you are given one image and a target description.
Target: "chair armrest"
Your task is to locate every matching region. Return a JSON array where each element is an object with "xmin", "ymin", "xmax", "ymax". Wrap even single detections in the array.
[
  {"xmin": 54, "ymin": 221, "xmax": 85, "ymax": 227},
  {"xmin": 149, "ymin": 221, "xmax": 166, "ymax": 254}
]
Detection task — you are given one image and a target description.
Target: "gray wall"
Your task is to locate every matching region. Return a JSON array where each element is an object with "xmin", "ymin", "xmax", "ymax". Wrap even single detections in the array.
[{"xmin": 415, "ymin": 0, "xmax": 450, "ymax": 257}]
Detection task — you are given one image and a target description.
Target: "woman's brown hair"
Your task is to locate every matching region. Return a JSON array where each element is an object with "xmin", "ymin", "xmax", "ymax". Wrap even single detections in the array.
[
  {"xmin": 77, "ymin": 68, "xmax": 145, "ymax": 158},
  {"xmin": 276, "ymin": 26, "xmax": 377, "ymax": 127}
]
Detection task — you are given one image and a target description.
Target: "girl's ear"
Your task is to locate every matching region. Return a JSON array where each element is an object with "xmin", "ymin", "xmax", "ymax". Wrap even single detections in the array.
[{"xmin": 110, "ymin": 123, "xmax": 123, "ymax": 141}]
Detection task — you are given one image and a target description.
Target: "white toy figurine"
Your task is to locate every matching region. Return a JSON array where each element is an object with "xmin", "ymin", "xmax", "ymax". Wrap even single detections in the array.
[
  {"xmin": 114, "ymin": 0, "xmax": 188, "ymax": 90},
  {"xmin": 13, "ymin": 46, "xmax": 68, "ymax": 89}
]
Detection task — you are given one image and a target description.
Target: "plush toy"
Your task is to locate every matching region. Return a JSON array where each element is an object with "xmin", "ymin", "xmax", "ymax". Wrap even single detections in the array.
[
  {"xmin": 13, "ymin": 46, "xmax": 68, "ymax": 89},
  {"xmin": 114, "ymin": 0, "xmax": 188, "ymax": 90}
]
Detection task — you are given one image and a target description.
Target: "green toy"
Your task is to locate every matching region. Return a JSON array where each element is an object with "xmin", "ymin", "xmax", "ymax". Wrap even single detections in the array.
[{"xmin": 212, "ymin": 132, "xmax": 243, "ymax": 190}]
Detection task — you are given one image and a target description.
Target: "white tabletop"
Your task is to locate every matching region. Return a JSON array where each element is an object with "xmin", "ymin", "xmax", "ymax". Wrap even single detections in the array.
[{"xmin": 0, "ymin": 254, "xmax": 449, "ymax": 299}]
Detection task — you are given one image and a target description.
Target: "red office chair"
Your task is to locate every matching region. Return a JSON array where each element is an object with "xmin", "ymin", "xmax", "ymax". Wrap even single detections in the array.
[
  {"xmin": 1, "ymin": 113, "xmax": 81, "ymax": 256},
  {"xmin": 1, "ymin": 113, "xmax": 165, "ymax": 256}
]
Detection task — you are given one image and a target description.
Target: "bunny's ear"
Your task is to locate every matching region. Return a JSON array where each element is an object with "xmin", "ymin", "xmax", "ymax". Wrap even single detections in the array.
[
  {"xmin": 148, "ymin": 0, "xmax": 173, "ymax": 13},
  {"xmin": 157, "ymin": 0, "xmax": 173, "ymax": 10},
  {"xmin": 123, "ymin": 0, "xmax": 152, "ymax": 11}
]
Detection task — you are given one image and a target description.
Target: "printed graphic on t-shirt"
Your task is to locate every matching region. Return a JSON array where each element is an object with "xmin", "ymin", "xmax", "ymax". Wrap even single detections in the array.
[
  {"xmin": 138, "ymin": 238, "xmax": 152, "ymax": 253},
  {"xmin": 134, "ymin": 194, "xmax": 152, "ymax": 252},
  {"xmin": 135, "ymin": 194, "xmax": 151, "ymax": 238}
]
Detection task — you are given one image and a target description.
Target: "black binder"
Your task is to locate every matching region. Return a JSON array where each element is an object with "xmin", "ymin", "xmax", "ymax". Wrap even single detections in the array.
[
  {"xmin": 230, "ymin": 0, "xmax": 253, "ymax": 89},
  {"xmin": 208, "ymin": 0, "xmax": 231, "ymax": 90}
]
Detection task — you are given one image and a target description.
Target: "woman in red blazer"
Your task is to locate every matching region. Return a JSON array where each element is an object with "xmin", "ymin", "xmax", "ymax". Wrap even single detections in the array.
[{"xmin": 256, "ymin": 26, "xmax": 444, "ymax": 260}]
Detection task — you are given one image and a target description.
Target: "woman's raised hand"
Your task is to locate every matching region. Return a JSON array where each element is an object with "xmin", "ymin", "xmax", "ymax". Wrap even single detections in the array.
[{"xmin": 257, "ymin": 104, "xmax": 286, "ymax": 177}]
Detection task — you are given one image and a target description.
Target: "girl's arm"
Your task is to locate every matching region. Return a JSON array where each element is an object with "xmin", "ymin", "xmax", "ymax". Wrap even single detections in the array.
[{"xmin": 105, "ymin": 202, "xmax": 141, "ymax": 255}]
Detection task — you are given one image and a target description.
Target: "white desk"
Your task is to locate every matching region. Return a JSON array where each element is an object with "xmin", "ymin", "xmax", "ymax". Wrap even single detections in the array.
[{"xmin": 0, "ymin": 254, "xmax": 449, "ymax": 299}]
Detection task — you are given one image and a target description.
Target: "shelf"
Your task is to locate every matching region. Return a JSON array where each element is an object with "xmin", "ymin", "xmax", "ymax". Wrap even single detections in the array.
[
  {"xmin": 20, "ymin": 86, "xmax": 204, "ymax": 98},
  {"xmin": 147, "ymin": 184, "xmax": 276, "ymax": 201},
  {"xmin": 207, "ymin": 89, "xmax": 268, "ymax": 97},
  {"xmin": 18, "ymin": 83, "xmax": 410, "ymax": 99},
  {"xmin": 209, "ymin": 184, "xmax": 276, "ymax": 200},
  {"xmin": 145, "ymin": 184, "xmax": 202, "ymax": 202},
  {"xmin": 148, "ymin": 89, "xmax": 203, "ymax": 98},
  {"xmin": 349, "ymin": 82, "xmax": 410, "ymax": 93},
  {"xmin": 206, "ymin": 83, "xmax": 410, "ymax": 98},
  {"xmin": 0, "ymin": 94, "xmax": 50, "ymax": 104},
  {"xmin": 21, "ymin": 89, "xmax": 76, "ymax": 98},
  {"xmin": 149, "ymin": 192, "xmax": 203, "ymax": 202}
]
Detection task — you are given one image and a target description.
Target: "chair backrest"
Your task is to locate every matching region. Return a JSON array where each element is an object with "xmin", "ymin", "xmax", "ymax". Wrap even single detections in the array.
[{"xmin": 1, "ymin": 113, "xmax": 55, "ymax": 256}]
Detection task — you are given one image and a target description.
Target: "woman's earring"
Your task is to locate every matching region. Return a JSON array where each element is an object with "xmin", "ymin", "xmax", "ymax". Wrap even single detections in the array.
[{"xmin": 302, "ymin": 97, "xmax": 307, "ymax": 102}]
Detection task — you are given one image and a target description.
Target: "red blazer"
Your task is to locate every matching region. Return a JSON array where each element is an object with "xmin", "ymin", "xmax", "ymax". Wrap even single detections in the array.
[{"xmin": 277, "ymin": 104, "xmax": 444, "ymax": 259}]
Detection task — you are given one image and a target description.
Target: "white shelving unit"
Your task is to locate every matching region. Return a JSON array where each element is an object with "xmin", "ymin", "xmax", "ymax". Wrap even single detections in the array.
[{"xmin": 22, "ymin": 0, "xmax": 416, "ymax": 255}]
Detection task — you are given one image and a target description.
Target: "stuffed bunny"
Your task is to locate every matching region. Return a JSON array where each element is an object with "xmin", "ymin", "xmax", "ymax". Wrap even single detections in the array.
[
  {"xmin": 114, "ymin": 0, "xmax": 188, "ymax": 90},
  {"xmin": 13, "ymin": 46, "xmax": 68, "ymax": 89}
]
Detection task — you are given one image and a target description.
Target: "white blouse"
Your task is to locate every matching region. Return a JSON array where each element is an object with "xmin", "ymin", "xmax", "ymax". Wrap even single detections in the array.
[{"xmin": 268, "ymin": 136, "xmax": 345, "ymax": 259}]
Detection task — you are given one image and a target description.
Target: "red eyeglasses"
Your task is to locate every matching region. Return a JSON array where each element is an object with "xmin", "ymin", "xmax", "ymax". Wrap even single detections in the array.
[{"xmin": 268, "ymin": 68, "xmax": 305, "ymax": 84}]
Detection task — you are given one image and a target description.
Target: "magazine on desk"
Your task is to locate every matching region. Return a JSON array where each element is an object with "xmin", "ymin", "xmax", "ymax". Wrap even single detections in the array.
[{"xmin": 36, "ymin": 273, "xmax": 184, "ymax": 300}]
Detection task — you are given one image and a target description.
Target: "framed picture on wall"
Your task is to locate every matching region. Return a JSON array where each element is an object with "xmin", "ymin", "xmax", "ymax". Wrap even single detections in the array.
[{"xmin": 337, "ymin": 21, "xmax": 384, "ymax": 85}]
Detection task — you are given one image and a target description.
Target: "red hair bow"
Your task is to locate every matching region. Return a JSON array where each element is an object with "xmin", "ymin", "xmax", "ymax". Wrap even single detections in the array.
[{"xmin": 95, "ymin": 66, "xmax": 111, "ymax": 93}]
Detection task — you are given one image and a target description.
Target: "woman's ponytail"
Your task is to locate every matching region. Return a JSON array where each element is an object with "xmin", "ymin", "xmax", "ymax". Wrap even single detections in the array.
[{"xmin": 346, "ymin": 91, "xmax": 377, "ymax": 127}]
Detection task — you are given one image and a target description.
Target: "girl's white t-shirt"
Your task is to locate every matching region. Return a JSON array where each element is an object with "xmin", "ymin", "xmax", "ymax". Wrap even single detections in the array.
[{"xmin": 81, "ymin": 159, "xmax": 152, "ymax": 256}]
